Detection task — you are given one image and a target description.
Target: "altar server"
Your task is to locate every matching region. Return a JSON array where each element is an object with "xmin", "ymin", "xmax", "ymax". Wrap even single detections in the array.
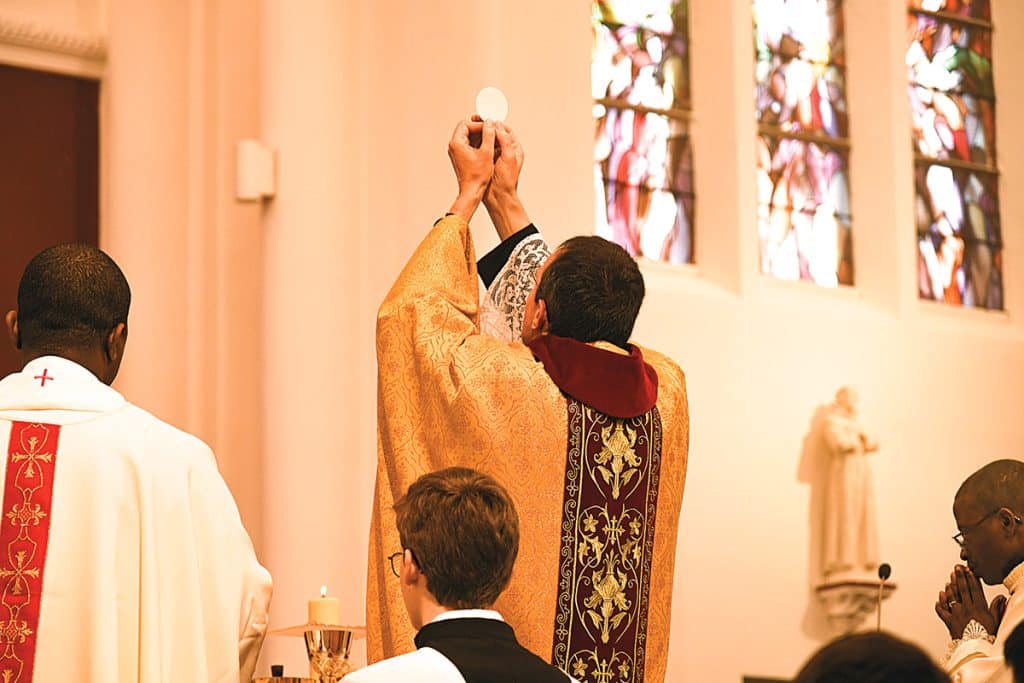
[
  {"xmin": 0, "ymin": 244, "xmax": 272, "ymax": 682},
  {"xmin": 347, "ymin": 467, "xmax": 575, "ymax": 682},
  {"xmin": 367, "ymin": 119, "xmax": 690, "ymax": 683}
]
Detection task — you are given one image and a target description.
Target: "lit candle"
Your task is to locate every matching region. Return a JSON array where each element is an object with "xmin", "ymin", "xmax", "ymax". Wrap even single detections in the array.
[{"xmin": 308, "ymin": 584, "xmax": 341, "ymax": 625}]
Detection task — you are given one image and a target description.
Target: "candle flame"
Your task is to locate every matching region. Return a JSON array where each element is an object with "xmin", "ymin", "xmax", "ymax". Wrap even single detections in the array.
[{"xmin": 320, "ymin": 584, "xmax": 327, "ymax": 598}]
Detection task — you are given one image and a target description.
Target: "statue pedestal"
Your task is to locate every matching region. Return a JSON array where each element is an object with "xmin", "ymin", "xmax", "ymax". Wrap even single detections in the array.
[{"xmin": 815, "ymin": 577, "xmax": 897, "ymax": 633}]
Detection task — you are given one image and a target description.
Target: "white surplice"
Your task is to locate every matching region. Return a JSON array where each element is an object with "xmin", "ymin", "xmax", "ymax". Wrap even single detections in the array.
[
  {"xmin": 0, "ymin": 356, "xmax": 272, "ymax": 683},
  {"xmin": 945, "ymin": 562, "xmax": 1024, "ymax": 683},
  {"xmin": 344, "ymin": 610, "xmax": 580, "ymax": 683}
]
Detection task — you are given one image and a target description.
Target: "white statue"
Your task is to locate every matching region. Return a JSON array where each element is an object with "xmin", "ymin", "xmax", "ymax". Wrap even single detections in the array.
[{"xmin": 822, "ymin": 386, "xmax": 880, "ymax": 581}]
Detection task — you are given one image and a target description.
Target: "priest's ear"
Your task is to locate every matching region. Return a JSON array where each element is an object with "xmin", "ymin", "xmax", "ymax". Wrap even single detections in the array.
[
  {"xmin": 529, "ymin": 299, "xmax": 551, "ymax": 338},
  {"xmin": 4, "ymin": 311, "xmax": 20, "ymax": 350}
]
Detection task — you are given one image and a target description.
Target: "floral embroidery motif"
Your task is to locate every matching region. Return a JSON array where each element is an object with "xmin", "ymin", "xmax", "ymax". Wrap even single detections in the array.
[
  {"xmin": 553, "ymin": 402, "xmax": 662, "ymax": 683},
  {"xmin": 594, "ymin": 423, "xmax": 641, "ymax": 500},
  {"xmin": 0, "ymin": 423, "xmax": 60, "ymax": 682}
]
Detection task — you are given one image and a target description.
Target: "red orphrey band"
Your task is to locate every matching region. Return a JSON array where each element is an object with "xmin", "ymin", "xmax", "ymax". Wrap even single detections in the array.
[
  {"xmin": 0, "ymin": 422, "xmax": 60, "ymax": 682},
  {"xmin": 551, "ymin": 400, "xmax": 663, "ymax": 683}
]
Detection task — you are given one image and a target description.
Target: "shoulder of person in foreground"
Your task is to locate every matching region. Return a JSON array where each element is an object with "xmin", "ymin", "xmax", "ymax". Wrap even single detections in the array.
[
  {"xmin": 1004, "ymin": 618, "xmax": 1024, "ymax": 682},
  {"xmin": 341, "ymin": 648, "xmax": 464, "ymax": 682}
]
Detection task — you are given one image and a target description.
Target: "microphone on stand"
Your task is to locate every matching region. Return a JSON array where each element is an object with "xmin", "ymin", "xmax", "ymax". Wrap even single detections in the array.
[{"xmin": 876, "ymin": 563, "xmax": 892, "ymax": 631}]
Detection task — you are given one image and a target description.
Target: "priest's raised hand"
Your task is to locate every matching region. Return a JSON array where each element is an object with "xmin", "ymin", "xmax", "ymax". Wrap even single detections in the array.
[{"xmin": 446, "ymin": 118, "xmax": 496, "ymax": 223}]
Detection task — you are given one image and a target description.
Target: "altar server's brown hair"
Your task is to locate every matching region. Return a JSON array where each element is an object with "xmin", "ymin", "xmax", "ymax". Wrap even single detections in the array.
[
  {"xmin": 394, "ymin": 467, "xmax": 519, "ymax": 609},
  {"xmin": 535, "ymin": 235, "xmax": 644, "ymax": 348}
]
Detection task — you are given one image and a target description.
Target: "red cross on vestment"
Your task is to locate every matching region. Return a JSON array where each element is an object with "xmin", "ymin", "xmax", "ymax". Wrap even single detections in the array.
[{"xmin": 33, "ymin": 369, "xmax": 53, "ymax": 387}]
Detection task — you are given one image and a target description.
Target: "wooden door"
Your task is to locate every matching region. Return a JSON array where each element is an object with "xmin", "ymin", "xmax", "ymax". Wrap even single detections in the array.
[{"xmin": 0, "ymin": 64, "xmax": 99, "ymax": 377}]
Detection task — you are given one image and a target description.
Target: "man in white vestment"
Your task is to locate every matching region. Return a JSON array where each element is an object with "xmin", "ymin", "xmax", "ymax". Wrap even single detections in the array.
[
  {"xmin": 347, "ymin": 467, "xmax": 576, "ymax": 683},
  {"xmin": 0, "ymin": 244, "xmax": 272, "ymax": 682},
  {"xmin": 936, "ymin": 460, "xmax": 1024, "ymax": 683}
]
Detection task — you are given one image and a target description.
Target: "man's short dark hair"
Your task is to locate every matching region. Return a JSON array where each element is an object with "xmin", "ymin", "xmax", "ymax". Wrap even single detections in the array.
[
  {"xmin": 793, "ymin": 632, "xmax": 949, "ymax": 683},
  {"xmin": 394, "ymin": 467, "xmax": 519, "ymax": 610},
  {"xmin": 535, "ymin": 236, "xmax": 644, "ymax": 348},
  {"xmin": 1005, "ymin": 621, "xmax": 1024, "ymax": 682},
  {"xmin": 956, "ymin": 460, "xmax": 1024, "ymax": 513},
  {"xmin": 16, "ymin": 244, "xmax": 130, "ymax": 353}
]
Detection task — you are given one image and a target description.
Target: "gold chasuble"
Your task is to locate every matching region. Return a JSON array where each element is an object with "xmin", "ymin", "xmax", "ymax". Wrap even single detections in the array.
[{"xmin": 368, "ymin": 216, "xmax": 689, "ymax": 683}]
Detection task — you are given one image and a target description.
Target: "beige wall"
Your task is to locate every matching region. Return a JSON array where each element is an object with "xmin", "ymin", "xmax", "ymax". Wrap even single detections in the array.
[
  {"xmin": 102, "ymin": 0, "xmax": 266, "ymax": 553},
  {"xmin": 3, "ymin": 0, "xmax": 1023, "ymax": 679}
]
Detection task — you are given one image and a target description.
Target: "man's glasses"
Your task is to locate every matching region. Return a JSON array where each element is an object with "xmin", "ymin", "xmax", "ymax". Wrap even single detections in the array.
[
  {"xmin": 388, "ymin": 551, "xmax": 404, "ymax": 577},
  {"xmin": 953, "ymin": 509, "xmax": 1002, "ymax": 547}
]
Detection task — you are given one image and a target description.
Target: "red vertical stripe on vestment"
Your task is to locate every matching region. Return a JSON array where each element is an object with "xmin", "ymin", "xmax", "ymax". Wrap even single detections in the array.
[
  {"xmin": 0, "ymin": 422, "xmax": 61, "ymax": 682},
  {"xmin": 551, "ymin": 402, "xmax": 662, "ymax": 683}
]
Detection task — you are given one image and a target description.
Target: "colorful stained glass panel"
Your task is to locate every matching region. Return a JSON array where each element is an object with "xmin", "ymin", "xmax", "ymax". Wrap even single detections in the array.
[
  {"xmin": 756, "ymin": 136, "xmax": 852, "ymax": 286},
  {"xmin": 593, "ymin": 0, "xmax": 693, "ymax": 264},
  {"xmin": 915, "ymin": 162, "xmax": 1002, "ymax": 307},
  {"xmin": 754, "ymin": 0, "xmax": 847, "ymax": 136},
  {"xmin": 754, "ymin": 0, "xmax": 852, "ymax": 285},
  {"xmin": 908, "ymin": 0, "xmax": 1000, "ymax": 309},
  {"xmin": 594, "ymin": 107, "xmax": 694, "ymax": 263},
  {"xmin": 593, "ymin": 21, "xmax": 689, "ymax": 112},
  {"xmin": 907, "ymin": 88, "xmax": 995, "ymax": 165},
  {"xmin": 908, "ymin": 0, "xmax": 991, "ymax": 22},
  {"xmin": 907, "ymin": 15, "xmax": 993, "ymax": 98}
]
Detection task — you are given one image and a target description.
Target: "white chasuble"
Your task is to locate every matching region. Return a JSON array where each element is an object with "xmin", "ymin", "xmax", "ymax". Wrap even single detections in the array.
[{"xmin": 0, "ymin": 356, "xmax": 271, "ymax": 683}]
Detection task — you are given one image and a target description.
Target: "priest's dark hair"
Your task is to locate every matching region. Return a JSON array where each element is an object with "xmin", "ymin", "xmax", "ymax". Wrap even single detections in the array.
[
  {"xmin": 16, "ymin": 243, "xmax": 131, "ymax": 353},
  {"xmin": 535, "ymin": 236, "xmax": 644, "ymax": 349},
  {"xmin": 394, "ymin": 467, "xmax": 519, "ymax": 609},
  {"xmin": 793, "ymin": 632, "xmax": 949, "ymax": 683}
]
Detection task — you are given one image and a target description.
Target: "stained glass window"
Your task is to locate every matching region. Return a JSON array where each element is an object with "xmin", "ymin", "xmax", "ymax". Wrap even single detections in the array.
[
  {"xmin": 592, "ymin": 0, "xmax": 694, "ymax": 264},
  {"xmin": 753, "ymin": 0, "xmax": 853, "ymax": 287},
  {"xmin": 908, "ymin": 0, "xmax": 1002, "ymax": 309}
]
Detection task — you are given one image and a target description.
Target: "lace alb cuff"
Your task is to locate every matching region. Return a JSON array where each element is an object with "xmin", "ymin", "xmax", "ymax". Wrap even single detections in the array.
[
  {"xmin": 962, "ymin": 619, "xmax": 995, "ymax": 642},
  {"xmin": 942, "ymin": 620, "xmax": 996, "ymax": 666}
]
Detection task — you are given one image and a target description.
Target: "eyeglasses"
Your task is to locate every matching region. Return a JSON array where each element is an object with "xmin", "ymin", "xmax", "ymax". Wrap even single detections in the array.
[
  {"xmin": 388, "ymin": 551, "xmax": 404, "ymax": 577},
  {"xmin": 953, "ymin": 509, "xmax": 1001, "ymax": 547}
]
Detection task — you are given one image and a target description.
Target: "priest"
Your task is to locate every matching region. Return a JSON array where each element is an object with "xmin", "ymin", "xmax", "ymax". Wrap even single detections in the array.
[
  {"xmin": 0, "ymin": 244, "xmax": 272, "ymax": 682},
  {"xmin": 367, "ymin": 119, "xmax": 690, "ymax": 683}
]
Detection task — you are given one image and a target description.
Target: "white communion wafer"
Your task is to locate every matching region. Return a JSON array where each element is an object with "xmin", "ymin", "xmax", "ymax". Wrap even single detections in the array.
[{"xmin": 475, "ymin": 86, "xmax": 509, "ymax": 122}]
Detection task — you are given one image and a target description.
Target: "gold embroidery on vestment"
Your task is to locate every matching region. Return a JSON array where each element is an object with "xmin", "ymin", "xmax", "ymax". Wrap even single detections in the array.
[{"xmin": 553, "ymin": 403, "xmax": 662, "ymax": 683}]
